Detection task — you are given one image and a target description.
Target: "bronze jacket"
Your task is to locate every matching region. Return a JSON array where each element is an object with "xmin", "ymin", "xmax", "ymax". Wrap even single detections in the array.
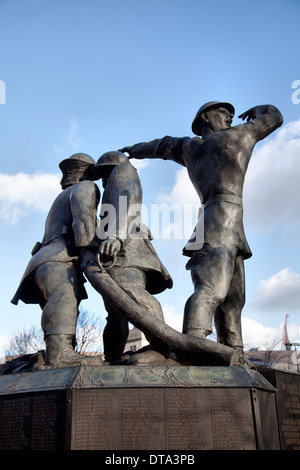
[{"xmin": 11, "ymin": 180, "xmax": 100, "ymax": 305}]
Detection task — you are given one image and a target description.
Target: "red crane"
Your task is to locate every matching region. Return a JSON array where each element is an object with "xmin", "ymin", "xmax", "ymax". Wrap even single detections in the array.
[{"xmin": 282, "ymin": 314, "xmax": 291, "ymax": 350}]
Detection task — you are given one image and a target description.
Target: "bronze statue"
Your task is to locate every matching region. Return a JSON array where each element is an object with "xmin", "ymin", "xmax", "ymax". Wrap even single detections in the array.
[
  {"xmin": 11, "ymin": 151, "xmax": 249, "ymax": 368},
  {"xmin": 89, "ymin": 151, "xmax": 173, "ymax": 363},
  {"xmin": 120, "ymin": 102, "xmax": 283, "ymax": 352},
  {"xmin": 11, "ymin": 102, "xmax": 280, "ymax": 370},
  {"xmin": 11, "ymin": 153, "xmax": 103, "ymax": 367}
]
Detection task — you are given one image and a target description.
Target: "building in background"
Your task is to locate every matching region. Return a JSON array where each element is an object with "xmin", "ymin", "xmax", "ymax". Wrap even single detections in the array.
[
  {"xmin": 124, "ymin": 327, "xmax": 149, "ymax": 353},
  {"xmin": 245, "ymin": 349, "xmax": 299, "ymax": 373}
]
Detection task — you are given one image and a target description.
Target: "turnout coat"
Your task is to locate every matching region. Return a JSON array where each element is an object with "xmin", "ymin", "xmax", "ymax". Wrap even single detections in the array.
[{"xmin": 11, "ymin": 180, "xmax": 100, "ymax": 305}]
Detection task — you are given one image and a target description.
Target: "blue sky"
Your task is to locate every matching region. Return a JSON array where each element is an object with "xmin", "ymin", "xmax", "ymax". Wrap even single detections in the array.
[{"xmin": 0, "ymin": 0, "xmax": 300, "ymax": 356}]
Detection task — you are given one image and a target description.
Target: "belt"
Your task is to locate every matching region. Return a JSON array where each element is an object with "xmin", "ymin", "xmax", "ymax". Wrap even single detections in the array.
[{"xmin": 204, "ymin": 194, "xmax": 243, "ymax": 208}]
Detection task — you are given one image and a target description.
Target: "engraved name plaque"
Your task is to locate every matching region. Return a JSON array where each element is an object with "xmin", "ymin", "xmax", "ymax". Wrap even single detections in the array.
[
  {"xmin": 0, "ymin": 391, "xmax": 66, "ymax": 450},
  {"xmin": 69, "ymin": 388, "xmax": 257, "ymax": 450}
]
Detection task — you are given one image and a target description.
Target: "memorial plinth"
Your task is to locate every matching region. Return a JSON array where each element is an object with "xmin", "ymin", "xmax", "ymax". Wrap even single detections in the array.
[
  {"xmin": 259, "ymin": 368, "xmax": 300, "ymax": 450},
  {"xmin": 0, "ymin": 364, "xmax": 282, "ymax": 450}
]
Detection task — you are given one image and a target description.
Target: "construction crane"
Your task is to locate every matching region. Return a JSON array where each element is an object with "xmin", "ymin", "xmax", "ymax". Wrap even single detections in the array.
[{"xmin": 282, "ymin": 314, "xmax": 291, "ymax": 350}]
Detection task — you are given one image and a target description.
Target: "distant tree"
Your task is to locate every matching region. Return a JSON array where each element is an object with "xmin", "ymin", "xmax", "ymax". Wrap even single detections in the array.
[
  {"xmin": 5, "ymin": 308, "xmax": 104, "ymax": 359},
  {"xmin": 75, "ymin": 309, "xmax": 103, "ymax": 353},
  {"xmin": 5, "ymin": 325, "xmax": 44, "ymax": 358},
  {"xmin": 262, "ymin": 336, "xmax": 283, "ymax": 366}
]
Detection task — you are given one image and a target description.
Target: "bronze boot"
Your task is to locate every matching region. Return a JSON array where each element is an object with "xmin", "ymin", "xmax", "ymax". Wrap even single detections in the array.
[{"xmin": 45, "ymin": 334, "xmax": 103, "ymax": 367}]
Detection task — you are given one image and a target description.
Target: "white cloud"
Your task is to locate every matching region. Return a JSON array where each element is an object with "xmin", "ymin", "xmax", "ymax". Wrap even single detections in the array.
[
  {"xmin": 0, "ymin": 172, "xmax": 61, "ymax": 224},
  {"xmin": 244, "ymin": 118, "xmax": 300, "ymax": 234},
  {"xmin": 131, "ymin": 159, "xmax": 149, "ymax": 171},
  {"xmin": 157, "ymin": 167, "xmax": 199, "ymax": 206},
  {"xmin": 241, "ymin": 317, "xmax": 282, "ymax": 350},
  {"xmin": 154, "ymin": 167, "xmax": 200, "ymax": 240},
  {"xmin": 241, "ymin": 317, "xmax": 300, "ymax": 350},
  {"xmin": 287, "ymin": 323, "xmax": 300, "ymax": 344},
  {"xmin": 252, "ymin": 267, "xmax": 300, "ymax": 313},
  {"xmin": 162, "ymin": 302, "xmax": 183, "ymax": 333}
]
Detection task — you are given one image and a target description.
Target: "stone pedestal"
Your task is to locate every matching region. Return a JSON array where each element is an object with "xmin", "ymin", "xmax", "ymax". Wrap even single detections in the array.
[
  {"xmin": 0, "ymin": 365, "xmax": 281, "ymax": 450},
  {"xmin": 259, "ymin": 368, "xmax": 300, "ymax": 450}
]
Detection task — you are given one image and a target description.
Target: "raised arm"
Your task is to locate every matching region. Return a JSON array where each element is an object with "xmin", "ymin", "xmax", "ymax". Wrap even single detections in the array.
[
  {"xmin": 119, "ymin": 135, "xmax": 189, "ymax": 167},
  {"xmin": 238, "ymin": 104, "xmax": 283, "ymax": 142}
]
